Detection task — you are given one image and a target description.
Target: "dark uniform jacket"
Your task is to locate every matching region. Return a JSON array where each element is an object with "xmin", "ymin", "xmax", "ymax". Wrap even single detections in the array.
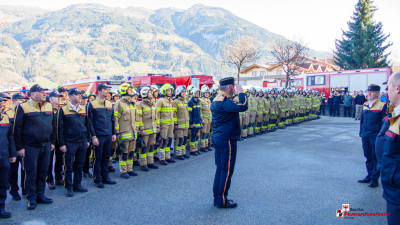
[
  {"xmin": 0, "ymin": 114, "xmax": 17, "ymax": 159},
  {"xmin": 211, "ymin": 91, "xmax": 248, "ymax": 140},
  {"xmin": 381, "ymin": 109, "xmax": 400, "ymax": 205},
  {"xmin": 188, "ymin": 97, "xmax": 202, "ymax": 127},
  {"xmin": 14, "ymin": 99, "xmax": 56, "ymax": 150},
  {"xmin": 58, "ymin": 103, "xmax": 91, "ymax": 146},
  {"xmin": 359, "ymin": 99, "xmax": 387, "ymax": 138},
  {"xmin": 87, "ymin": 98, "xmax": 116, "ymax": 137}
]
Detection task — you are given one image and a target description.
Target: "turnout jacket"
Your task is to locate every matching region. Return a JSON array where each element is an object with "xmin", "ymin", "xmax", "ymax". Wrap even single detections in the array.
[
  {"xmin": 137, "ymin": 98, "xmax": 159, "ymax": 135},
  {"xmin": 200, "ymin": 97, "xmax": 212, "ymax": 119},
  {"xmin": 87, "ymin": 98, "xmax": 116, "ymax": 137},
  {"xmin": 14, "ymin": 99, "xmax": 56, "ymax": 150},
  {"xmin": 57, "ymin": 103, "xmax": 91, "ymax": 146},
  {"xmin": 0, "ymin": 113, "xmax": 17, "ymax": 159},
  {"xmin": 360, "ymin": 99, "xmax": 387, "ymax": 138},
  {"xmin": 211, "ymin": 91, "xmax": 248, "ymax": 140},
  {"xmin": 156, "ymin": 97, "xmax": 175, "ymax": 126},
  {"xmin": 173, "ymin": 96, "xmax": 189, "ymax": 129},
  {"xmin": 114, "ymin": 97, "xmax": 138, "ymax": 141},
  {"xmin": 188, "ymin": 97, "xmax": 202, "ymax": 127}
]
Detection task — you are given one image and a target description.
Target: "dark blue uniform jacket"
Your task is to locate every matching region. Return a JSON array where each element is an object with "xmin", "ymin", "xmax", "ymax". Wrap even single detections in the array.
[{"xmin": 360, "ymin": 99, "xmax": 387, "ymax": 138}]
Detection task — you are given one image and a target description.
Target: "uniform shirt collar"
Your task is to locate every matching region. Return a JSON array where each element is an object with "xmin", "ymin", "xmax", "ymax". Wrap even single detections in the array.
[
  {"xmin": 69, "ymin": 101, "xmax": 80, "ymax": 113},
  {"xmin": 368, "ymin": 98, "xmax": 378, "ymax": 108},
  {"xmin": 218, "ymin": 90, "xmax": 233, "ymax": 99}
]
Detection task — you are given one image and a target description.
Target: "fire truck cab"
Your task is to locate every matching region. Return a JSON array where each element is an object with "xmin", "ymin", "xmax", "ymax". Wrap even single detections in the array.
[{"xmin": 63, "ymin": 75, "xmax": 129, "ymax": 94}]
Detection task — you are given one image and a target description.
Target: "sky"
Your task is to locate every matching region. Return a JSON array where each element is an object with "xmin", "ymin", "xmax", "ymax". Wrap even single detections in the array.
[{"xmin": 1, "ymin": 0, "xmax": 399, "ymax": 62}]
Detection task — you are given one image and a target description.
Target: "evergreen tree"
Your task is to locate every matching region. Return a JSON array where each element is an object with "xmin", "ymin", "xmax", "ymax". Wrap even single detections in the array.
[{"xmin": 334, "ymin": 0, "xmax": 392, "ymax": 69}]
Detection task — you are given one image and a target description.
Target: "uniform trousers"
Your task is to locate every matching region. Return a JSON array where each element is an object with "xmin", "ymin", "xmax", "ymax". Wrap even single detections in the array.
[
  {"xmin": 8, "ymin": 156, "xmax": 25, "ymax": 196},
  {"xmin": 362, "ymin": 137, "xmax": 380, "ymax": 180},
  {"xmin": 0, "ymin": 157, "xmax": 10, "ymax": 209},
  {"xmin": 93, "ymin": 135, "xmax": 112, "ymax": 183},
  {"xmin": 46, "ymin": 144, "xmax": 63, "ymax": 183},
  {"xmin": 64, "ymin": 141, "xmax": 87, "ymax": 188}
]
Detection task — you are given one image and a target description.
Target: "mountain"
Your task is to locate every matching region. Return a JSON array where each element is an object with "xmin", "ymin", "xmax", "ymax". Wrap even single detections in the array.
[{"xmin": 0, "ymin": 3, "xmax": 330, "ymax": 89}]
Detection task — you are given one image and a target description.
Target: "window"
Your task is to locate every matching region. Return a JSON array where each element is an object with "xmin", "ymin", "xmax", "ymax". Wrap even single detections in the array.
[
  {"xmin": 277, "ymin": 70, "xmax": 282, "ymax": 75},
  {"xmin": 260, "ymin": 71, "xmax": 266, "ymax": 76},
  {"xmin": 252, "ymin": 71, "xmax": 257, "ymax": 77},
  {"xmin": 293, "ymin": 79, "xmax": 303, "ymax": 87},
  {"xmin": 307, "ymin": 75, "xmax": 325, "ymax": 86}
]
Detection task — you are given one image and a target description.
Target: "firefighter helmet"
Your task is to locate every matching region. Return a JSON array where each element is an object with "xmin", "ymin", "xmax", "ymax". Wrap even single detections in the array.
[
  {"xmin": 140, "ymin": 86, "xmax": 152, "ymax": 98},
  {"xmin": 213, "ymin": 85, "xmax": 220, "ymax": 92},
  {"xmin": 250, "ymin": 87, "xmax": 256, "ymax": 92},
  {"xmin": 175, "ymin": 85, "xmax": 186, "ymax": 97},
  {"xmin": 119, "ymin": 83, "xmax": 133, "ymax": 95},
  {"xmin": 160, "ymin": 83, "xmax": 174, "ymax": 95},
  {"xmin": 201, "ymin": 85, "xmax": 210, "ymax": 94},
  {"xmin": 151, "ymin": 85, "xmax": 159, "ymax": 92},
  {"xmin": 187, "ymin": 85, "xmax": 195, "ymax": 94},
  {"xmin": 192, "ymin": 87, "xmax": 201, "ymax": 96}
]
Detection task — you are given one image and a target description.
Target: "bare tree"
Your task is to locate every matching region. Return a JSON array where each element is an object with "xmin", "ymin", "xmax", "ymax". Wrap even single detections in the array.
[
  {"xmin": 223, "ymin": 36, "xmax": 262, "ymax": 83},
  {"xmin": 271, "ymin": 37, "xmax": 309, "ymax": 88}
]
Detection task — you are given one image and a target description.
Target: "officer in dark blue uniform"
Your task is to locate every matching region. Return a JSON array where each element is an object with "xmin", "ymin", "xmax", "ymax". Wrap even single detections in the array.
[
  {"xmin": 0, "ymin": 97, "xmax": 17, "ymax": 219},
  {"xmin": 14, "ymin": 84, "xmax": 56, "ymax": 210},
  {"xmin": 358, "ymin": 84, "xmax": 387, "ymax": 188},
  {"xmin": 211, "ymin": 77, "xmax": 247, "ymax": 208}
]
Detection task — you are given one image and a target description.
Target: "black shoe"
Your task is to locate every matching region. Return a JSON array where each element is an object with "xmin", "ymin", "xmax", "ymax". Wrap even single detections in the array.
[
  {"xmin": 48, "ymin": 182, "xmax": 56, "ymax": 190},
  {"xmin": 108, "ymin": 166, "xmax": 115, "ymax": 172},
  {"xmin": 177, "ymin": 155, "xmax": 185, "ymax": 160},
  {"xmin": 238, "ymin": 138, "xmax": 244, "ymax": 141},
  {"xmin": 214, "ymin": 198, "xmax": 234, "ymax": 206},
  {"xmin": 197, "ymin": 150, "xmax": 202, "ymax": 155},
  {"xmin": 84, "ymin": 172, "xmax": 93, "ymax": 178},
  {"xmin": 120, "ymin": 172, "xmax": 130, "ymax": 179},
  {"xmin": 166, "ymin": 158, "xmax": 176, "ymax": 163},
  {"xmin": 37, "ymin": 196, "xmax": 53, "ymax": 204},
  {"xmin": 368, "ymin": 180, "xmax": 379, "ymax": 188},
  {"xmin": 141, "ymin": 165, "xmax": 150, "ymax": 172},
  {"xmin": 11, "ymin": 193, "xmax": 21, "ymax": 201},
  {"xmin": 0, "ymin": 209, "xmax": 11, "ymax": 218},
  {"xmin": 133, "ymin": 161, "xmax": 140, "ymax": 167},
  {"xmin": 200, "ymin": 148, "xmax": 208, "ymax": 152},
  {"xmin": 154, "ymin": 156, "xmax": 160, "ymax": 161},
  {"xmin": 102, "ymin": 178, "xmax": 117, "ymax": 184},
  {"xmin": 55, "ymin": 180, "xmax": 64, "ymax": 186},
  {"xmin": 354, "ymin": 118, "xmax": 357, "ymax": 121},
  {"xmin": 207, "ymin": 147, "xmax": 213, "ymax": 152},
  {"xmin": 66, "ymin": 187, "xmax": 74, "ymax": 197},
  {"xmin": 73, "ymin": 186, "xmax": 88, "ymax": 192},
  {"xmin": 95, "ymin": 182, "xmax": 105, "ymax": 188},
  {"xmin": 128, "ymin": 171, "xmax": 138, "ymax": 176},
  {"xmin": 148, "ymin": 163, "xmax": 159, "ymax": 169},
  {"xmin": 27, "ymin": 200, "xmax": 37, "ymax": 210},
  {"xmin": 216, "ymin": 201, "xmax": 238, "ymax": 208},
  {"xmin": 160, "ymin": 160, "xmax": 168, "ymax": 165},
  {"xmin": 358, "ymin": 178, "xmax": 371, "ymax": 183},
  {"xmin": 190, "ymin": 152, "xmax": 198, "ymax": 156},
  {"xmin": 183, "ymin": 154, "xmax": 190, "ymax": 158}
]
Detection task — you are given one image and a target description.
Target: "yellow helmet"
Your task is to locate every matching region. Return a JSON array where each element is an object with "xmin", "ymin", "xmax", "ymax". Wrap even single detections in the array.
[
  {"xmin": 119, "ymin": 83, "xmax": 133, "ymax": 95},
  {"xmin": 160, "ymin": 83, "xmax": 174, "ymax": 95}
]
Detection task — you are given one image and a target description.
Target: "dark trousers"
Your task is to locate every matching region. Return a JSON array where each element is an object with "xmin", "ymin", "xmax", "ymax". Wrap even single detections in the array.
[
  {"xmin": 46, "ymin": 144, "xmax": 63, "ymax": 183},
  {"xmin": 212, "ymin": 137, "xmax": 237, "ymax": 206},
  {"xmin": 83, "ymin": 144, "xmax": 92, "ymax": 173},
  {"xmin": 362, "ymin": 137, "xmax": 380, "ymax": 180},
  {"xmin": 0, "ymin": 157, "xmax": 10, "ymax": 209},
  {"xmin": 353, "ymin": 105, "xmax": 356, "ymax": 118},
  {"xmin": 320, "ymin": 103, "xmax": 325, "ymax": 115},
  {"xmin": 93, "ymin": 135, "xmax": 112, "ymax": 183},
  {"xmin": 8, "ymin": 156, "xmax": 25, "ymax": 196},
  {"xmin": 64, "ymin": 141, "xmax": 87, "ymax": 188},
  {"xmin": 387, "ymin": 201, "xmax": 400, "ymax": 225},
  {"xmin": 23, "ymin": 143, "xmax": 51, "ymax": 201},
  {"xmin": 344, "ymin": 106, "xmax": 351, "ymax": 117},
  {"xmin": 333, "ymin": 104, "xmax": 340, "ymax": 117},
  {"xmin": 328, "ymin": 104, "xmax": 333, "ymax": 116}
]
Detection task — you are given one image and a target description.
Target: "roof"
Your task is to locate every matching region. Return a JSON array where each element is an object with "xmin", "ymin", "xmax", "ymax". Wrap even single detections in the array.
[
  {"xmin": 296, "ymin": 63, "xmax": 312, "ymax": 70},
  {"xmin": 240, "ymin": 64, "xmax": 269, "ymax": 74},
  {"xmin": 313, "ymin": 65, "xmax": 320, "ymax": 71}
]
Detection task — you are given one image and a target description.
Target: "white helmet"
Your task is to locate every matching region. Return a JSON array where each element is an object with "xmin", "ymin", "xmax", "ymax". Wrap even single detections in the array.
[
  {"xmin": 132, "ymin": 88, "xmax": 139, "ymax": 96},
  {"xmin": 140, "ymin": 86, "xmax": 152, "ymax": 98},
  {"xmin": 201, "ymin": 85, "xmax": 210, "ymax": 93},
  {"xmin": 175, "ymin": 85, "xmax": 186, "ymax": 97},
  {"xmin": 192, "ymin": 87, "xmax": 201, "ymax": 96},
  {"xmin": 187, "ymin": 85, "xmax": 195, "ymax": 94},
  {"xmin": 213, "ymin": 85, "xmax": 220, "ymax": 93},
  {"xmin": 250, "ymin": 87, "xmax": 256, "ymax": 92},
  {"xmin": 151, "ymin": 85, "xmax": 159, "ymax": 92}
]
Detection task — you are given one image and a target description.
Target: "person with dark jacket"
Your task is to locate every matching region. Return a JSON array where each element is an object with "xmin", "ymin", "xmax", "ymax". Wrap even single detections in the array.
[
  {"xmin": 58, "ymin": 88, "xmax": 91, "ymax": 197},
  {"xmin": 343, "ymin": 92, "xmax": 353, "ymax": 117},
  {"xmin": 332, "ymin": 91, "xmax": 341, "ymax": 117},
  {"xmin": 87, "ymin": 83, "xmax": 117, "ymax": 188},
  {"xmin": 188, "ymin": 88, "xmax": 203, "ymax": 155},
  {"xmin": 14, "ymin": 84, "xmax": 56, "ymax": 210},
  {"xmin": 320, "ymin": 91, "xmax": 326, "ymax": 116},
  {"xmin": 354, "ymin": 91, "xmax": 366, "ymax": 120},
  {"xmin": 0, "ymin": 98, "xmax": 17, "ymax": 219},
  {"xmin": 358, "ymin": 84, "xmax": 387, "ymax": 188},
  {"xmin": 381, "ymin": 72, "xmax": 400, "ymax": 224},
  {"xmin": 327, "ymin": 94, "xmax": 334, "ymax": 116},
  {"xmin": 211, "ymin": 77, "xmax": 247, "ymax": 209}
]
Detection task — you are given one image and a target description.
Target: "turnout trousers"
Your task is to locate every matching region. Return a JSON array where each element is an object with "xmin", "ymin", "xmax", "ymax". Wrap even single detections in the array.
[
  {"xmin": 64, "ymin": 141, "xmax": 87, "ymax": 189},
  {"xmin": 23, "ymin": 143, "xmax": 51, "ymax": 201},
  {"xmin": 212, "ymin": 137, "xmax": 237, "ymax": 207}
]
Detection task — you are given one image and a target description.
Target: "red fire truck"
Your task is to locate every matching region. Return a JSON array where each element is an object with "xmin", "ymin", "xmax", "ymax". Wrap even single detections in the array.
[
  {"xmin": 63, "ymin": 75, "xmax": 129, "ymax": 94},
  {"xmin": 128, "ymin": 73, "xmax": 176, "ymax": 89},
  {"xmin": 175, "ymin": 75, "xmax": 215, "ymax": 88},
  {"xmin": 291, "ymin": 67, "xmax": 391, "ymax": 98}
]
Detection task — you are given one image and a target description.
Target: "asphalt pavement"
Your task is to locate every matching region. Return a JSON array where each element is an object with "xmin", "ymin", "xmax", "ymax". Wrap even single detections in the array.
[{"xmin": 3, "ymin": 116, "xmax": 388, "ymax": 224}]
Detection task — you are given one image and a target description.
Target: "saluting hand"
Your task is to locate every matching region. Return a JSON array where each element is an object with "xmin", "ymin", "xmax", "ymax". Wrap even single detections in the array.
[
  {"xmin": 235, "ymin": 84, "xmax": 244, "ymax": 94},
  {"xmin": 112, "ymin": 135, "xmax": 117, "ymax": 142},
  {"xmin": 17, "ymin": 149, "xmax": 25, "ymax": 157},
  {"xmin": 60, "ymin": 145, "xmax": 67, "ymax": 153},
  {"xmin": 92, "ymin": 137, "xmax": 100, "ymax": 146},
  {"xmin": 10, "ymin": 157, "xmax": 16, "ymax": 163}
]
